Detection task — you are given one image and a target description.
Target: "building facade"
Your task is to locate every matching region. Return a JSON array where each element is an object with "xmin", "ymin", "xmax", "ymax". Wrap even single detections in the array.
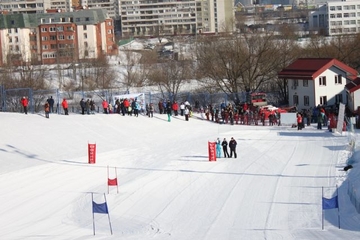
[
  {"xmin": 278, "ymin": 58, "xmax": 358, "ymax": 110},
  {"xmin": 309, "ymin": 0, "xmax": 360, "ymax": 35},
  {"xmin": 0, "ymin": 0, "xmax": 72, "ymax": 14},
  {"xmin": 0, "ymin": 9, "xmax": 116, "ymax": 66},
  {"xmin": 119, "ymin": 0, "xmax": 235, "ymax": 37}
]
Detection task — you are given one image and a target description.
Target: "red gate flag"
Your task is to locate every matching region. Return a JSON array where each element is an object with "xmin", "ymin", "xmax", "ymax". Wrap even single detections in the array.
[
  {"xmin": 108, "ymin": 178, "xmax": 118, "ymax": 186},
  {"xmin": 88, "ymin": 143, "xmax": 96, "ymax": 164},
  {"xmin": 208, "ymin": 142, "xmax": 216, "ymax": 161}
]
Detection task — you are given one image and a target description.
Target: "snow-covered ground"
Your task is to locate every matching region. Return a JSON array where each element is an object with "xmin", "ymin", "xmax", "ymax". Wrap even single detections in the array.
[{"xmin": 1, "ymin": 111, "xmax": 360, "ymax": 240}]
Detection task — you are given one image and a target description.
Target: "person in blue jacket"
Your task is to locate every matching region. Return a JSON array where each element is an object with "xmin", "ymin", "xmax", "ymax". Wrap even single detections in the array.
[{"xmin": 216, "ymin": 138, "xmax": 222, "ymax": 158}]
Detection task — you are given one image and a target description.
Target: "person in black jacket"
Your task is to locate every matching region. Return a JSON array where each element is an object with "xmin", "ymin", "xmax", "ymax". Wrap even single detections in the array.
[
  {"xmin": 221, "ymin": 138, "xmax": 230, "ymax": 158},
  {"xmin": 229, "ymin": 137, "xmax": 237, "ymax": 158},
  {"xmin": 47, "ymin": 96, "xmax": 55, "ymax": 113},
  {"xmin": 80, "ymin": 98, "xmax": 86, "ymax": 115}
]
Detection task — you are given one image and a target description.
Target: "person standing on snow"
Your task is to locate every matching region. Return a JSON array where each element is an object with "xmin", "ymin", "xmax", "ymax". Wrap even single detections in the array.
[
  {"xmin": 62, "ymin": 98, "xmax": 69, "ymax": 115},
  {"xmin": 216, "ymin": 138, "xmax": 222, "ymax": 158},
  {"xmin": 166, "ymin": 100, "xmax": 172, "ymax": 122},
  {"xmin": 44, "ymin": 101, "xmax": 50, "ymax": 118},
  {"xmin": 102, "ymin": 99, "xmax": 108, "ymax": 114},
  {"xmin": 47, "ymin": 96, "xmax": 55, "ymax": 113},
  {"xmin": 80, "ymin": 98, "xmax": 86, "ymax": 115},
  {"xmin": 21, "ymin": 96, "xmax": 28, "ymax": 114},
  {"xmin": 229, "ymin": 137, "xmax": 237, "ymax": 158},
  {"xmin": 184, "ymin": 106, "xmax": 190, "ymax": 121},
  {"xmin": 221, "ymin": 138, "xmax": 230, "ymax": 158}
]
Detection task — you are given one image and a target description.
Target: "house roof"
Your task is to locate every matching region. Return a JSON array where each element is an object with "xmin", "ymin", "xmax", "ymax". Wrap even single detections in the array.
[
  {"xmin": 278, "ymin": 58, "xmax": 358, "ymax": 80},
  {"xmin": 345, "ymin": 77, "xmax": 360, "ymax": 93}
]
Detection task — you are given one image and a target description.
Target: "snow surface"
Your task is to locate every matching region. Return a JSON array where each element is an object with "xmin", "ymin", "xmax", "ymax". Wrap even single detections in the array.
[{"xmin": 1, "ymin": 111, "xmax": 360, "ymax": 240}]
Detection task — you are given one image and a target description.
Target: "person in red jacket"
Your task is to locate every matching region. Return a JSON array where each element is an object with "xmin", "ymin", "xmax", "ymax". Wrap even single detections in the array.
[
  {"xmin": 102, "ymin": 99, "xmax": 109, "ymax": 114},
  {"xmin": 62, "ymin": 98, "xmax": 69, "ymax": 115},
  {"xmin": 297, "ymin": 113, "xmax": 303, "ymax": 130},
  {"xmin": 20, "ymin": 96, "xmax": 28, "ymax": 114},
  {"xmin": 172, "ymin": 101, "xmax": 179, "ymax": 116}
]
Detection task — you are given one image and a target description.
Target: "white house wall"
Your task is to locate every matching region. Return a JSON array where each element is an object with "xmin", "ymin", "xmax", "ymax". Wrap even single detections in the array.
[
  {"xmin": 288, "ymin": 78, "xmax": 315, "ymax": 110},
  {"xmin": 354, "ymin": 90, "xmax": 360, "ymax": 110},
  {"xmin": 314, "ymin": 67, "xmax": 347, "ymax": 106},
  {"xmin": 77, "ymin": 25, "xmax": 97, "ymax": 59}
]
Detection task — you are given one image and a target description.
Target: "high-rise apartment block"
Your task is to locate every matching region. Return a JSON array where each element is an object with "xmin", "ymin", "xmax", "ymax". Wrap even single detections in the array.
[
  {"xmin": 119, "ymin": 0, "xmax": 234, "ymax": 37},
  {"xmin": 0, "ymin": 9, "xmax": 116, "ymax": 66},
  {"xmin": 309, "ymin": 0, "xmax": 360, "ymax": 35}
]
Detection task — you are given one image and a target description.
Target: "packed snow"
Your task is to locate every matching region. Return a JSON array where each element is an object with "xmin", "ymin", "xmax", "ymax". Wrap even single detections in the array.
[{"xmin": 1, "ymin": 110, "xmax": 360, "ymax": 240}]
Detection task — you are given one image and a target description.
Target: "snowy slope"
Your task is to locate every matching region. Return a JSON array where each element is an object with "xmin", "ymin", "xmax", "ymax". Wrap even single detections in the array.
[{"xmin": 0, "ymin": 112, "xmax": 360, "ymax": 240}]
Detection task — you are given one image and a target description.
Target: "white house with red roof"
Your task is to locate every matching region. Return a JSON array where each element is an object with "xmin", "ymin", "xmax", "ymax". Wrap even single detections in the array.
[{"xmin": 278, "ymin": 58, "xmax": 358, "ymax": 110}]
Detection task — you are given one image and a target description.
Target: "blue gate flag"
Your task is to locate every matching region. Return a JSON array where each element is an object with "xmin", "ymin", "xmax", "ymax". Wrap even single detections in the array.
[
  {"xmin": 93, "ymin": 201, "xmax": 109, "ymax": 214},
  {"xmin": 322, "ymin": 196, "xmax": 338, "ymax": 210}
]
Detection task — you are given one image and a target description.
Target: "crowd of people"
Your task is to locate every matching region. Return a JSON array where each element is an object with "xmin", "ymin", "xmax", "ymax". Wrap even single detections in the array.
[{"xmin": 18, "ymin": 96, "xmax": 352, "ymax": 132}]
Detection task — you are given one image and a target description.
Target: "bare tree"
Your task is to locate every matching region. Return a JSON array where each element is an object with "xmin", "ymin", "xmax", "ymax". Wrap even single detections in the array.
[
  {"xmin": 147, "ymin": 59, "xmax": 193, "ymax": 101},
  {"xmin": 196, "ymin": 32, "xmax": 282, "ymax": 103}
]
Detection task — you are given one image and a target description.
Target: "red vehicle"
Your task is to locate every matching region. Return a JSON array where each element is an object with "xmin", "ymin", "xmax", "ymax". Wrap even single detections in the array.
[{"xmin": 251, "ymin": 92, "xmax": 267, "ymax": 106}]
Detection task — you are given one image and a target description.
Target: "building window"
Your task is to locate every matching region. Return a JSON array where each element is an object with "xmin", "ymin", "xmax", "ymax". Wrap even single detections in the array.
[
  {"xmin": 304, "ymin": 96, "xmax": 310, "ymax": 106},
  {"xmin": 335, "ymin": 94, "xmax": 343, "ymax": 103},
  {"xmin": 319, "ymin": 76, "xmax": 326, "ymax": 86},
  {"xmin": 335, "ymin": 75, "xmax": 342, "ymax": 84},
  {"xmin": 50, "ymin": 44, "xmax": 57, "ymax": 49},
  {"xmin": 293, "ymin": 95, "xmax": 299, "ymax": 105},
  {"xmin": 303, "ymin": 80, "xmax": 308, "ymax": 87},
  {"xmin": 320, "ymin": 96, "xmax": 327, "ymax": 105},
  {"xmin": 58, "ymin": 35, "xmax": 65, "ymax": 40},
  {"xmin": 41, "ymin": 36, "xmax": 48, "ymax": 41},
  {"xmin": 85, "ymin": 17, "xmax": 90, "ymax": 21},
  {"xmin": 50, "ymin": 27, "xmax": 56, "ymax": 32},
  {"xmin": 41, "ymin": 27, "xmax": 47, "ymax": 32},
  {"xmin": 50, "ymin": 35, "xmax": 56, "ymax": 40},
  {"xmin": 57, "ymin": 26, "xmax": 64, "ymax": 32},
  {"xmin": 84, "ymin": 33, "xmax": 87, "ymax": 39},
  {"xmin": 42, "ymin": 45, "xmax": 48, "ymax": 50},
  {"xmin": 83, "ymin": 25, "xmax": 87, "ymax": 30}
]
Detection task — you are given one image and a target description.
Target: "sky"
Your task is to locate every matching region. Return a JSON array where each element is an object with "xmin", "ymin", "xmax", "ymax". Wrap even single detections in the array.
[{"xmin": 1, "ymin": 110, "xmax": 360, "ymax": 240}]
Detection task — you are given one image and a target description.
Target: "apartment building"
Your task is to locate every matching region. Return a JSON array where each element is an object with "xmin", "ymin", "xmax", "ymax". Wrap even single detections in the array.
[
  {"xmin": 0, "ymin": 0, "xmax": 74, "ymax": 13},
  {"xmin": 0, "ymin": 0, "xmax": 51, "ymax": 14},
  {"xmin": 0, "ymin": 9, "xmax": 117, "ymax": 66},
  {"xmin": 119, "ymin": 0, "xmax": 234, "ymax": 37},
  {"xmin": 81, "ymin": 0, "xmax": 120, "ymax": 20},
  {"xmin": 309, "ymin": 0, "xmax": 360, "ymax": 35}
]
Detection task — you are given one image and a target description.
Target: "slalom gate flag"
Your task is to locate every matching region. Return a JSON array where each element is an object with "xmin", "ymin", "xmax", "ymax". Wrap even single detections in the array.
[
  {"xmin": 108, "ymin": 178, "xmax": 118, "ymax": 186},
  {"xmin": 92, "ymin": 201, "xmax": 109, "ymax": 214},
  {"xmin": 322, "ymin": 196, "xmax": 339, "ymax": 210}
]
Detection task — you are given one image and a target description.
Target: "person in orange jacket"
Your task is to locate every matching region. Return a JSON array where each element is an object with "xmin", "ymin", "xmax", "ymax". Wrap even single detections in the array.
[
  {"xmin": 20, "ymin": 96, "xmax": 28, "ymax": 114},
  {"xmin": 62, "ymin": 98, "xmax": 69, "ymax": 115},
  {"xmin": 102, "ymin": 99, "xmax": 109, "ymax": 114}
]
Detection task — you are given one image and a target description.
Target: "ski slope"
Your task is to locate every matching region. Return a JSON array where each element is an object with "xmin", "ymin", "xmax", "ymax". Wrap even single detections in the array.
[{"xmin": 0, "ymin": 112, "xmax": 359, "ymax": 240}]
